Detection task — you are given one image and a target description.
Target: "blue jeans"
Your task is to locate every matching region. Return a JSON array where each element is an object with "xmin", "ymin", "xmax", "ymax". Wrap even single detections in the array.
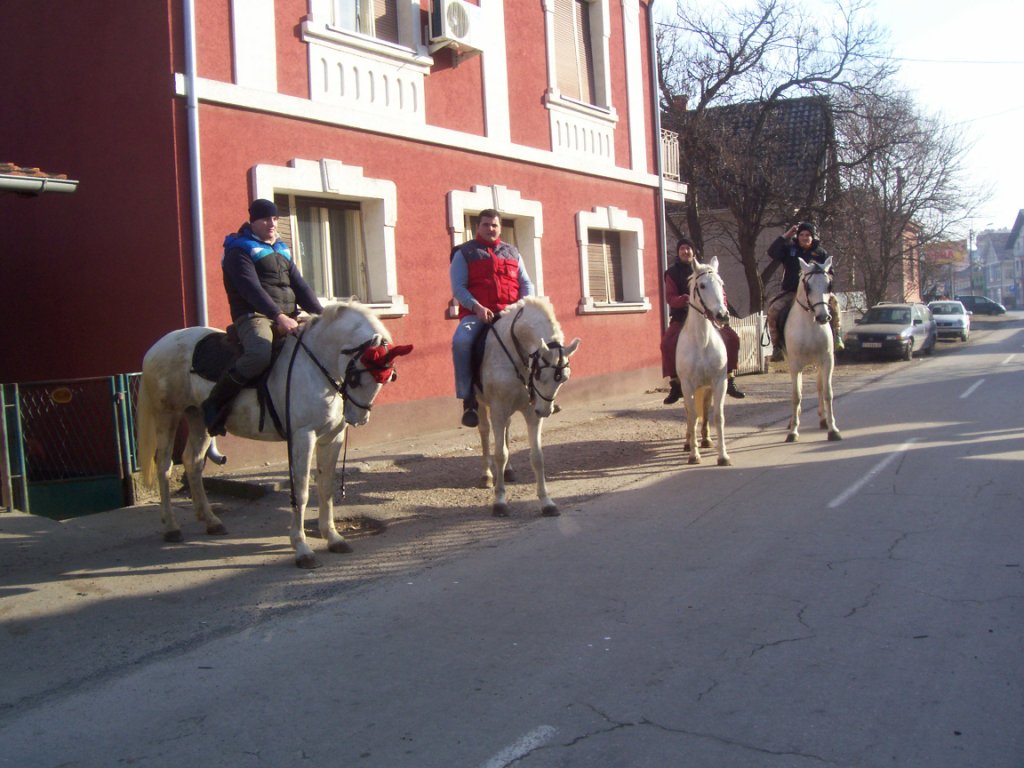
[{"xmin": 452, "ymin": 315, "xmax": 487, "ymax": 400}]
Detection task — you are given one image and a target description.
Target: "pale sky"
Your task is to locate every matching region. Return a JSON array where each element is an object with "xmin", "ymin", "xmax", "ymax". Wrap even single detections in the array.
[{"xmin": 872, "ymin": 0, "xmax": 1024, "ymax": 231}]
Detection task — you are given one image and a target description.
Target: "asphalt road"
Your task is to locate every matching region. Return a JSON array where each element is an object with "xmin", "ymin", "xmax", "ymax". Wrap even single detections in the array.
[{"xmin": 1, "ymin": 314, "xmax": 1021, "ymax": 767}]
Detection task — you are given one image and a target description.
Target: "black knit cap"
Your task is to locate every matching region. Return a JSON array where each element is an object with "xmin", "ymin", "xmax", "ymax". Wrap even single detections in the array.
[
  {"xmin": 796, "ymin": 221, "xmax": 816, "ymax": 238},
  {"xmin": 676, "ymin": 235, "xmax": 696, "ymax": 251},
  {"xmin": 248, "ymin": 198, "xmax": 278, "ymax": 222}
]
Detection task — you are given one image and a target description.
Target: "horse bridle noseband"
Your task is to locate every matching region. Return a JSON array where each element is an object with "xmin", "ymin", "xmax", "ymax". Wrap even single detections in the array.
[
  {"xmin": 488, "ymin": 306, "xmax": 569, "ymax": 404},
  {"xmin": 795, "ymin": 265, "xmax": 834, "ymax": 315},
  {"xmin": 689, "ymin": 266, "xmax": 726, "ymax": 328}
]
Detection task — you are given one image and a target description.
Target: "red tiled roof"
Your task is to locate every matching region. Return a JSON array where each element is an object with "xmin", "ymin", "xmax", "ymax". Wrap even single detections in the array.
[{"xmin": 0, "ymin": 162, "xmax": 69, "ymax": 180}]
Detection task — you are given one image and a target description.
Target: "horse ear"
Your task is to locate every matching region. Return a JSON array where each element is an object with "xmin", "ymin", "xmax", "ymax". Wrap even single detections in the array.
[
  {"xmin": 823, "ymin": 255, "xmax": 833, "ymax": 272},
  {"xmin": 798, "ymin": 256, "xmax": 811, "ymax": 271},
  {"xmin": 563, "ymin": 338, "xmax": 581, "ymax": 356},
  {"xmin": 708, "ymin": 255, "xmax": 719, "ymax": 272}
]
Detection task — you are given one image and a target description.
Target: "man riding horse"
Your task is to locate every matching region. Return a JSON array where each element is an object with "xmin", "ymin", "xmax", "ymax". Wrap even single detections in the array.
[{"xmin": 201, "ymin": 198, "xmax": 324, "ymax": 435}]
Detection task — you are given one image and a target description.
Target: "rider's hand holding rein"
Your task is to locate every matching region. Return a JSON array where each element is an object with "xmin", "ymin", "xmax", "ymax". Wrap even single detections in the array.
[
  {"xmin": 473, "ymin": 302, "xmax": 495, "ymax": 323},
  {"xmin": 275, "ymin": 313, "xmax": 301, "ymax": 336}
]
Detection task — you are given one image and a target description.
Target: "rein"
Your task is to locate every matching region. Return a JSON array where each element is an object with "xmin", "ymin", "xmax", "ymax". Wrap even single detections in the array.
[
  {"xmin": 486, "ymin": 307, "xmax": 568, "ymax": 404},
  {"xmin": 795, "ymin": 267, "xmax": 833, "ymax": 315},
  {"xmin": 689, "ymin": 267, "xmax": 726, "ymax": 329}
]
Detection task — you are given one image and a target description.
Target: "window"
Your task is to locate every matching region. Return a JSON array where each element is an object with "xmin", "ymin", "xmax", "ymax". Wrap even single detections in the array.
[
  {"xmin": 586, "ymin": 229, "xmax": 623, "ymax": 302},
  {"xmin": 576, "ymin": 206, "xmax": 649, "ymax": 314},
  {"xmin": 461, "ymin": 214, "xmax": 519, "ymax": 249},
  {"xmin": 332, "ymin": 0, "xmax": 399, "ymax": 44},
  {"xmin": 253, "ymin": 158, "xmax": 407, "ymax": 318},
  {"xmin": 554, "ymin": 0, "xmax": 596, "ymax": 105},
  {"xmin": 276, "ymin": 196, "xmax": 372, "ymax": 302}
]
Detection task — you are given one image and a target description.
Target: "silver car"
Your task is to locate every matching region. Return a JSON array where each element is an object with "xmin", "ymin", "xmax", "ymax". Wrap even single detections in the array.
[
  {"xmin": 928, "ymin": 300, "xmax": 971, "ymax": 342},
  {"xmin": 843, "ymin": 302, "xmax": 937, "ymax": 360}
]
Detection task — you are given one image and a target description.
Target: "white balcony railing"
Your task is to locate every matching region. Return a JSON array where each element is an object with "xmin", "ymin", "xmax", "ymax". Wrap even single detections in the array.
[{"xmin": 661, "ymin": 128, "xmax": 680, "ymax": 181}]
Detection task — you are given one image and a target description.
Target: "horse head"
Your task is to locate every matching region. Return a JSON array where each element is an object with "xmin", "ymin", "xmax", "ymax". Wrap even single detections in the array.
[
  {"xmin": 529, "ymin": 337, "xmax": 581, "ymax": 417},
  {"xmin": 689, "ymin": 256, "xmax": 730, "ymax": 328},
  {"xmin": 798, "ymin": 256, "xmax": 834, "ymax": 326}
]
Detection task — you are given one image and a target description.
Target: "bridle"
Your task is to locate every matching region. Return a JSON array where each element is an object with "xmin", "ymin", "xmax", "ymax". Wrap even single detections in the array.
[
  {"xmin": 689, "ymin": 265, "xmax": 727, "ymax": 329},
  {"xmin": 488, "ymin": 306, "xmax": 569, "ymax": 404},
  {"xmin": 795, "ymin": 265, "xmax": 834, "ymax": 317}
]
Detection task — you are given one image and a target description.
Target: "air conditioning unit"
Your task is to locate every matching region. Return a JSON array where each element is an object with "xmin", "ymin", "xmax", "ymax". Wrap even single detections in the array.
[{"xmin": 429, "ymin": 0, "xmax": 483, "ymax": 55}]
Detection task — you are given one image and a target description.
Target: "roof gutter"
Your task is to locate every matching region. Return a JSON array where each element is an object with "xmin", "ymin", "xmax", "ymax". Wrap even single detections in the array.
[
  {"xmin": 0, "ymin": 176, "xmax": 79, "ymax": 195},
  {"xmin": 183, "ymin": 0, "xmax": 209, "ymax": 326}
]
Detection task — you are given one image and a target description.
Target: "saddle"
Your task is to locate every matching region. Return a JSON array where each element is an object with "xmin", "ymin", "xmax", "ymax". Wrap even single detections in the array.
[{"xmin": 190, "ymin": 327, "xmax": 289, "ymax": 437}]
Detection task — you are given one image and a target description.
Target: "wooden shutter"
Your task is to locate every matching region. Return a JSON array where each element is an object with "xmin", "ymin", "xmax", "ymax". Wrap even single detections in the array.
[
  {"xmin": 587, "ymin": 230, "xmax": 623, "ymax": 302},
  {"xmin": 554, "ymin": 0, "xmax": 595, "ymax": 104}
]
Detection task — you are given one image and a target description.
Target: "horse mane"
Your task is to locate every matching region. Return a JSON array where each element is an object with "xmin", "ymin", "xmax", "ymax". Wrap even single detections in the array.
[
  {"xmin": 497, "ymin": 296, "xmax": 564, "ymax": 343},
  {"xmin": 307, "ymin": 298, "xmax": 392, "ymax": 343}
]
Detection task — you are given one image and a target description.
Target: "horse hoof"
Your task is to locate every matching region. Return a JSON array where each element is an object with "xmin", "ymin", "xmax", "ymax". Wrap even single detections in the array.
[
  {"xmin": 503, "ymin": 468, "xmax": 517, "ymax": 483},
  {"xmin": 478, "ymin": 477, "xmax": 493, "ymax": 489},
  {"xmin": 163, "ymin": 530, "xmax": 184, "ymax": 543},
  {"xmin": 688, "ymin": 456, "xmax": 700, "ymax": 465},
  {"xmin": 295, "ymin": 554, "xmax": 322, "ymax": 569},
  {"xmin": 683, "ymin": 442, "xmax": 691, "ymax": 452},
  {"xmin": 785, "ymin": 434, "xmax": 798, "ymax": 443},
  {"xmin": 718, "ymin": 457, "xmax": 732, "ymax": 466},
  {"xmin": 700, "ymin": 439, "xmax": 712, "ymax": 449},
  {"xmin": 541, "ymin": 505, "xmax": 560, "ymax": 517},
  {"xmin": 828, "ymin": 431, "xmax": 843, "ymax": 441},
  {"xmin": 329, "ymin": 540, "xmax": 353, "ymax": 554},
  {"xmin": 492, "ymin": 503, "xmax": 510, "ymax": 517},
  {"xmin": 206, "ymin": 524, "xmax": 228, "ymax": 536}
]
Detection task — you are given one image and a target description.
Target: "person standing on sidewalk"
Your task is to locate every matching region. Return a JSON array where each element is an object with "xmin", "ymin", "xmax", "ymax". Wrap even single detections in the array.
[
  {"xmin": 661, "ymin": 236, "xmax": 745, "ymax": 405},
  {"xmin": 201, "ymin": 198, "xmax": 324, "ymax": 436},
  {"xmin": 449, "ymin": 209, "xmax": 534, "ymax": 427}
]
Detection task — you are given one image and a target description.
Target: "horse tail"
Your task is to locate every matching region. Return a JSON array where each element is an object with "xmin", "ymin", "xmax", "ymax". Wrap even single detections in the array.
[{"xmin": 136, "ymin": 373, "xmax": 159, "ymax": 489}]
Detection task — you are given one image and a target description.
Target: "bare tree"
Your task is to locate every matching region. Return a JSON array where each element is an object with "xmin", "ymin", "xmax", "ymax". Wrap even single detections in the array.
[
  {"xmin": 829, "ymin": 89, "xmax": 986, "ymax": 306},
  {"xmin": 658, "ymin": 0, "xmax": 893, "ymax": 311}
]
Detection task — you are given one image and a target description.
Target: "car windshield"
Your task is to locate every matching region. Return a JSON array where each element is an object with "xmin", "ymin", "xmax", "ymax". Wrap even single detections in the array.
[
  {"xmin": 930, "ymin": 303, "xmax": 962, "ymax": 315},
  {"xmin": 863, "ymin": 307, "xmax": 911, "ymax": 325}
]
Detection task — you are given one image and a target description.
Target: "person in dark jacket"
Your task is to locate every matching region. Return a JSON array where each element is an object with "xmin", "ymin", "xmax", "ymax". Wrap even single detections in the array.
[
  {"xmin": 201, "ymin": 198, "xmax": 324, "ymax": 436},
  {"xmin": 450, "ymin": 209, "xmax": 533, "ymax": 427},
  {"xmin": 661, "ymin": 236, "xmax": 745, "ymax": 404},
  {"xmin": 765, "ymin": 221, "xmax": 843, "ymax": 361}
]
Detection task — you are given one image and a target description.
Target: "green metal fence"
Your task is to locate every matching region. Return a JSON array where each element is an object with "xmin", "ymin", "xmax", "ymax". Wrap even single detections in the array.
[{"xmin": 1, "ymin": 374, "xmax": 141, "ymax": 519}]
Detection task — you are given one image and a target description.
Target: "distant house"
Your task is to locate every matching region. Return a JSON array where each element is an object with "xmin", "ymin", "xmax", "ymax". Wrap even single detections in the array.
[
  {"xmin": 1, "ymin": 0, "xmax": 684, "ymax": 467},
  {"xmin": 999, "ymin": 210, "xmax": 1024, "ymax": 307},
  {"xmin": 973, "ymin": 229, "xmax": 1015, "ymax": 307},
  {"xmin": 663, "ymin": 96, "xmax": 839, "ymax": 316}
]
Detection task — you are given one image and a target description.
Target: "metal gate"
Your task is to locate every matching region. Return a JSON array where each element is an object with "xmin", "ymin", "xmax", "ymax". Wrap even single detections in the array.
[{"xmin": 1, "ymin": 374, "xmax": 140, "ymax": 519}]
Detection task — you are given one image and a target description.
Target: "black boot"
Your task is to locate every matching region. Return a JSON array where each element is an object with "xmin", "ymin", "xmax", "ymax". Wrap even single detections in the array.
[
  {"xmin": 461, "ymin": 396, "xmax": 479, "ymax": 428},
  {"xmin": 663, "ymin": 378, "xmax": 682, "ymax": 405},
  {"xmin": 201, "ymin": 368, "xmax": 247, "ymax": 437},
  {"xmin": 727, "ymin": 374, "xmax": 745, "ymax": 399}
]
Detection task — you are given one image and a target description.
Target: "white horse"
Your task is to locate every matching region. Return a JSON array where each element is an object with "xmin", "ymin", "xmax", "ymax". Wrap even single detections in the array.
[
  {"xmin": 475, "ymin": 296, "xmax": 581, "ymax": 517},
  {"xmin": 674, "ymin": 257, "xmax": 732, "ymax": 466},
  {"xmin": 136, "ymin": 300, "xmax": 412, "ymax": 568},
  {"xmin": 782, "ymin": 256, "xmax": 842, "ymax": 442}
]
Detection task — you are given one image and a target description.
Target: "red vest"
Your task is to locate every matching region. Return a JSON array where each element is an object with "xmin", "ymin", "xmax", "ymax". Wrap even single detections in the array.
[{"xmin": 457, "ymin": 240, "xmax": 522, "ymax": 318}]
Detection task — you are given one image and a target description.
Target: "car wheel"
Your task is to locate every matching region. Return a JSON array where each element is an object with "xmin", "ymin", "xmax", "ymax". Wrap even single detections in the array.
[{"xmin": 902, "ymin": 340, "xmax": 914, "ymax": 361}]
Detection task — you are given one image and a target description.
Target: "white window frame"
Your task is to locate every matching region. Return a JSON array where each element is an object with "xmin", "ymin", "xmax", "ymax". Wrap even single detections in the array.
[
  {"xmin": 576, "ymin": 206, "xmax": 650, "ymax": 314},
  {"xmin": 445, "ymin": 185, "xmax": 545, "ymax": 318},
  {"xmin": 251, "ymin": 158, "xmax": 408, "ymax": 318}
]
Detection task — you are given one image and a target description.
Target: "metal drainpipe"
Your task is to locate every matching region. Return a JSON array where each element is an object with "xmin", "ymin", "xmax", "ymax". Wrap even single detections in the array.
[
  {"xmin": 184, "ymin": 0, "xmax": 209, "ymax": 327},
  {"xmin": 646, "ymin": 0, "xmax": 670, "ymax": 331}
]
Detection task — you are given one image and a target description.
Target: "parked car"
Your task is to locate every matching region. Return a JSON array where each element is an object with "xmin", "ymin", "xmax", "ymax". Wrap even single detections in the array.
[
  {"xmin": 842, "ymin": 302, "xmax": 937, "ymax": 360},
  {"xmin": 929, "ymin": 300, "xmax": 971, "ymax": 341},
  {"xmin": 955, "ymin": 295, "xmax": 1006, "ymax": 315}
]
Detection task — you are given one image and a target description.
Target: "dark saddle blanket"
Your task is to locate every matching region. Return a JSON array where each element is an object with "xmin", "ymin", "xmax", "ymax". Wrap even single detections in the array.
[{"xmin": 190, "ymin": 327, "xmax": 286, "ymax": 384}]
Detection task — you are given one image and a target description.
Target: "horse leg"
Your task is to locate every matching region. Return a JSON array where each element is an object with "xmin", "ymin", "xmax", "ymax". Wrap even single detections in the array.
[
  {"xmin": 288, "ymin": 429, "xmax": 320, "ymax": 569},
  {"xmin": 525, "ymin": 413, "xmax": 558, "ymax": 517},
  {"xmin": 502, "ymin": 428, "xmax": 516, "ymax": 484},
  {"xmin": 818, "ymin": 363, "xmax": 843, "ymax": 441},
  {"xmin": 181, "ymin": 410, "xmax": 225, "ymax": 535},
  {"xmin": 477, "ymin": 399, "xmax": 494, "ymax": 489},
  {"xmin": 683, "ymin": 391, "xmax": 701, "ymax": 464},
  {"xmin": 699, "ymin": 388, "xmax": 712, "ymax": 449},
  {"xmin": 315, "ymin": 426, "xmax": 353, "ymax": 554},
  {"xmin": 154, "ymin": 413, "xmax": 184, "ymax": 542},
  {"xmin": 712, "ymin": 378, "xmax": 732, "ymax": 466},
  {"xmin": 490, "ymin": 411, "xmax": 512, "ymax": 517},
  {"xmin": 787, "ymin": 370, "xmax": 803, "ymax": 443}
]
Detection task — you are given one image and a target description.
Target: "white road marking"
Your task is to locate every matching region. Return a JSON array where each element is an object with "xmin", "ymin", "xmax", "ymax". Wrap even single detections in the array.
[
  {"xmin": 960, "ymin": 379, "xmax": 985, "ymax": 399},
  {"xmin": 480, "ymin": 726, "xmax": 557, "ymax": 768},
  {"xmin": 828, "ymin": 439, "xmax": 919, "ymax": 509},
  {"xmin": 1002, "ymin": 354, "xmax": 1016, "ymax": 365}
]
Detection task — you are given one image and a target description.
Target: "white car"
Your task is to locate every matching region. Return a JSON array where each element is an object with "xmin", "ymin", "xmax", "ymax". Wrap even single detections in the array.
[{"xmin": 928, "ymin": 300, "xmax": 970, "ymax": 342}]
